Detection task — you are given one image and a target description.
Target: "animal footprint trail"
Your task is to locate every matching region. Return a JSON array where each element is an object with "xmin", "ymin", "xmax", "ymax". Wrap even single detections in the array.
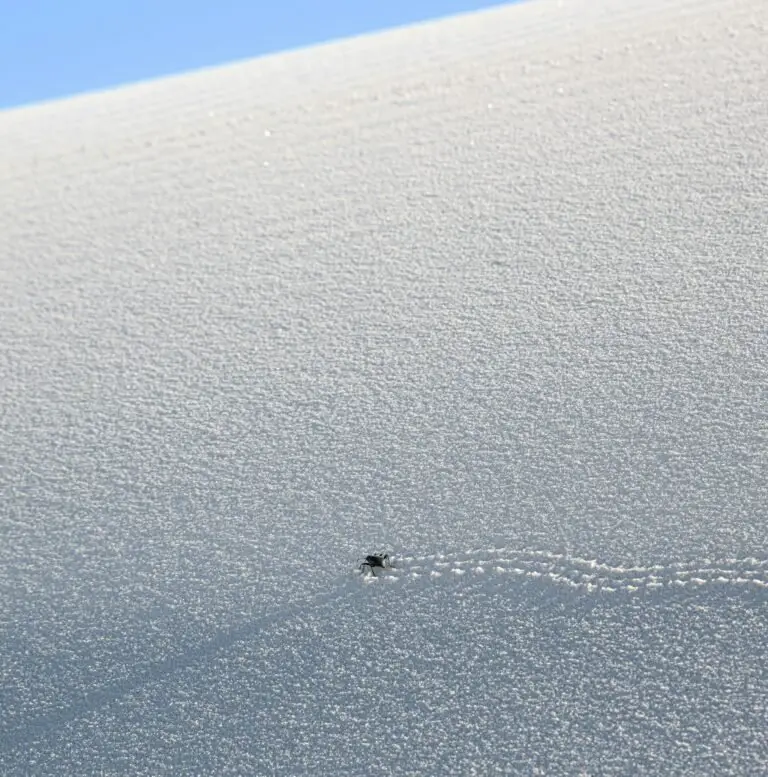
[{"xmin": 364, "ymin": 547, "xmax": 768, "ymax": 594}]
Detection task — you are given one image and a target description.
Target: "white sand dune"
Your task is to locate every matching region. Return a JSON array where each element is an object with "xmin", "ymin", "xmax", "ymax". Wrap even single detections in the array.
[{"xmin": 2, "ymin": 0, "xmax": 767, "ymax": 774}]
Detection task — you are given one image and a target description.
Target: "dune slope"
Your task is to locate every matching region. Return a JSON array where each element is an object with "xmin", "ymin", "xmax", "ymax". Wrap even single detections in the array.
[{"xmin": 2, "ymin": 0, "xmax": 767, "ymax": 774}]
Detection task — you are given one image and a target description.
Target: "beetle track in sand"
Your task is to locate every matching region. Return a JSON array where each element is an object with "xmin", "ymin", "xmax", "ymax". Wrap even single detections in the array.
[{"xmin": 361, "ymin": 547, "xmax": 768, "ymax": 593}]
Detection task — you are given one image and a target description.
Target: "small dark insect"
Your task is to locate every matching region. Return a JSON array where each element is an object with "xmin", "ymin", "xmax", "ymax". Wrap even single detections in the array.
[{"xmin": 359, "ymin": 553, "xmax": 391, "ymax": 576}]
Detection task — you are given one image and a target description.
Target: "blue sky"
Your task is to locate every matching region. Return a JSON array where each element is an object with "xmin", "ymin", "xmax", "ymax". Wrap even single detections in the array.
[{"xmin": 0, "ymin": 0, "xmax": 507, "ymax": 110}]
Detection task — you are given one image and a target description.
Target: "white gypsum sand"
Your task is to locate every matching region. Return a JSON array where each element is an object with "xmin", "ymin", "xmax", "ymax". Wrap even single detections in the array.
[{"xmin": 1, "ymin": 0, "xmax": 767, "ymax": 774}]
